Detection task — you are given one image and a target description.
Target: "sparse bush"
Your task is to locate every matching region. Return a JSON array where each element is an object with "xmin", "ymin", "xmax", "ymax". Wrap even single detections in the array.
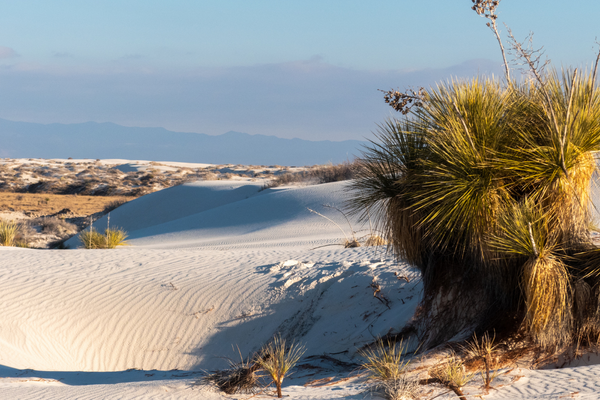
[
  {"xmin": 30, "ymin": 217, "xmax": 78, "ymax": 236},
  {"xmin": 80, "ymin": 227, "xmax": 128, "ymax": 249},
  {"xmin": 263, "ymin": 161, "xmax": 357, "ymax": 189},
  {"xmin": 0, "ymin": 220, "xmax": 18, "ymax": 246},
  {"xmin": 360, "ymin": 338, "xmax": 410, "ymax": 381},
  {"xmin": 259, "ymin": 335, "xmax": 305, "ymax": 398},
  {"xmin": 363, "ymin": 234, "xmax": 387, "ymax": 247},
  {"xmin": 103, "ymin": 198, "xmax": 128, "ymax": 214}
]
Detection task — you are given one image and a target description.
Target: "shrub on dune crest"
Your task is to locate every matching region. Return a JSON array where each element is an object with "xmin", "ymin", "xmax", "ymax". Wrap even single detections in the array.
[{"xmin": 79, "ymin": 227, "xmax": 128, "ymax": 249}]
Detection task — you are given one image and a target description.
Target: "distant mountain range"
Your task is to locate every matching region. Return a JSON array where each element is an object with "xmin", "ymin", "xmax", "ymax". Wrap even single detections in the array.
[{"xmin": 0, "ymin": 119, "xmax": 367, "ymax": 166}]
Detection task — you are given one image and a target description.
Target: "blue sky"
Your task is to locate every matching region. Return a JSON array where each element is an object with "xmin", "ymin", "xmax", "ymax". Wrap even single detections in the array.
[{"xmin": 0, "ymin": 1, "xmax": 599, "ymax": 141}]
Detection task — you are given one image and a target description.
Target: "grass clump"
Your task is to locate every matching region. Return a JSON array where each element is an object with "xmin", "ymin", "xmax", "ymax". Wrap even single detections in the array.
[
  {"xmin": 359, "ymin": 339, "xmax": 419, "ymax": 400},
  {"xmin": 79, "ymin": 229, "xmax": 106, "ymax": 249},
  {"xmin": 203, "ymin": 350, "xmax": 263, "ymax": 395},
  {"xmin": 259, "ymin": 335, "xmax": 305, "ymax": 398},
  {"xmin": 104, "ymin": 228, "xmax": 128, "ymax": 249},
  {"xmin": 0, "ymin": 220, "xmax": 19, "ymax": 246},
  {"xmin": 79, "ymin": 228, "xmax": 128, "ymax": 249}
]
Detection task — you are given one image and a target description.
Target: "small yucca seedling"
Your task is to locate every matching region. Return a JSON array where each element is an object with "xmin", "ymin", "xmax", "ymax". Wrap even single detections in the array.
[
  {"xmin": 259, "ymin": 335, "xmax": 305, "ymax": 398},
  {"xmin": 359, "ymin": 338, "xmax": 410, "ymax": 382},
  {"xmin": 0, "ymin": 220, "xmax": 19, "ymax": 246},
  {"xmin": 463, "ymin": 332, "xmax": 500, "ymax": 390},
  {"xmin": 430, "ymin": 351, "xmax": 474, "ymax": 397}
]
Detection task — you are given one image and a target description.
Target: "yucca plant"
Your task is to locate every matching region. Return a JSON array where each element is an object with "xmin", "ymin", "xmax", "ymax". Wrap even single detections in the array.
[
  {"xmin": 104, "ymin": 228, "xmax": 128, "ymax": 248},
  {"xmin": 350, "ymin": 67, "xmax": 600, "ymax": 349},
  {"xmin": 359, "ymin": 338, "xmax": 411, "ymax": 382},
  {"xmin": 429, "ymin": 351, "xmax": 474, "ymax": 399},
  {"xmin": 0, "ymin": 220, "xmax": 19, "ymax": 246},
  {"xmin": 259, "ymin": 335, "xmax": 305, "ymax": 398},
  {"xmin": 359, "ymin": 338, "xmax": 419, "ymax": 400},
  {"xmin": 79, "ymin": 228, "xmax": 106, "ymax": 249},
  {"xmin": 463, "ymin": 332, "xmax": 500, "ymax": 390}
]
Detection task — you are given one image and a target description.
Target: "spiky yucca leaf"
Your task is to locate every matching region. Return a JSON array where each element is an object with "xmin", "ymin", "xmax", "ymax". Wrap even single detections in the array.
[
  {"xmin": 488, "ymin": 198, "xmax": 551, "ymax": 258},
  {"xmin": 409, "ymin": 78, "xmax": 511, "ymax": 259},
  {"xmin": 349, "ymin": 118, "xmax": 428, "ymax": 267}
]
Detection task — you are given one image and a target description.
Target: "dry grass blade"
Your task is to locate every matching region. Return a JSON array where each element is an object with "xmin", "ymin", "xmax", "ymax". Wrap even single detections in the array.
[
  {"xmin": 259, "ymin": 335, "xmax": 305, "ymax": 398},
  {"xmin": 372, "ymin": 374, "xmax": 420, "ymax": 400},
  {"xmin": 522, "ymin": 253, "xmax": 572, "ymax": 348},
  {"xmin": 202, "ymin": 349, "xmax": 264, "ymax": 395}
]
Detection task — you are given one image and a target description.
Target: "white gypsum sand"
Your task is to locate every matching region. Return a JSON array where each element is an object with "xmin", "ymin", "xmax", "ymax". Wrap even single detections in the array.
[{"xmin": 2, "ymin": 178, "xmax": 600, "ymax": 399}]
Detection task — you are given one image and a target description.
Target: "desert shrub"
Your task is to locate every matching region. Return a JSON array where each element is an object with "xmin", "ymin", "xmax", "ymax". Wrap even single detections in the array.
[
  {"xmin": 79, "ymin": 229, "xmax": 106, "ymax": 249},
  {"xmin": 264, "ymin": 161, "xmax": 357, "ymax": 189},
  {"xmin": 104, "ymin": 228, "xmax": 128, "ymax": 248},
  {"xmin": 80, "ymin": 227, "xmax": 128, "ymax": 249},
  {"xmin": 29, "ymin": 217, "xmax": 78, "ymax": 236},
  {"xmin": 259, "ymin": 335, "xmax": 305, "ymax": 398},
  {"xmin": 463, "ymin": 332, "xmax": 500, "ymax": 390},
  {"xmin": 360, "ymin": 339, "xmax": 410, "ymax": 382},
  {"xmin": 103, "ymin": 198, "xmax": 128, "ymax": 214},
  {"xmin": 0, "ymin": 220, "xmax": 18, "ymax": 246}
]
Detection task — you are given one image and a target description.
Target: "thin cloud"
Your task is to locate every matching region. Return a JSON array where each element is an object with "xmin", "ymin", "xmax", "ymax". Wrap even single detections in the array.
[
  {"xmin": 0, "ymin": 58, "xmax": 503, "ymax": 141},
  {"xmin": 0, "ymin": 46, "xmax": 19, "ymax": 59}
]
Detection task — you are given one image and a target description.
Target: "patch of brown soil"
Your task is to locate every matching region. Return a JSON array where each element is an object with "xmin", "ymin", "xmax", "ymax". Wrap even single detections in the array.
[{"xmin": 0, "ymin": 192, "xmax": 136, "ymax": 217}]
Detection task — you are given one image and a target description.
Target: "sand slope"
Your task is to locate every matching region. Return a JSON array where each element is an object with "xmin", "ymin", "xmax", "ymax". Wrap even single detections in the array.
[{"xmin": 5, "ymin": 179, "xmax": 600, "ymax": 399}]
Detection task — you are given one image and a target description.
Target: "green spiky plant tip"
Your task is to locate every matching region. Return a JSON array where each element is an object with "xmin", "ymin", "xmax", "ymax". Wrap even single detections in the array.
[{"xmin": 259, "ymin": 335, "xmax": 305, "ymax": 398}]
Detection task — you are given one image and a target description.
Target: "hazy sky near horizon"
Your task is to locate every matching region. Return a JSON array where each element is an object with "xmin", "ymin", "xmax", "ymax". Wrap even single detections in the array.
[{"xmin": 0, "ymin": 1, "xmax": 599, "ymax": 141}]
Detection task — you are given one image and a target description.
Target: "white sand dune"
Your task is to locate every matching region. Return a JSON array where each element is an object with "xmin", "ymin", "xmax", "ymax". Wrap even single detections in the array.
[
  {"xmin": 4, "ymin": 178, "xmax": 600, "ymax": 399},
  {"xmin": 1, "ymin": 180, "xmax": 420, "ymax": 398}
]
